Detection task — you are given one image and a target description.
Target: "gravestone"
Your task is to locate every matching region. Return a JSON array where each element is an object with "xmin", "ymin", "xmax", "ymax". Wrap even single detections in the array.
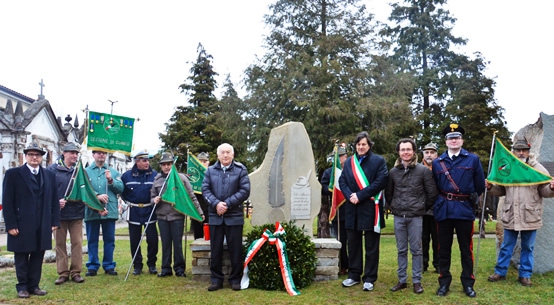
[
  {"xmin": 249, "ymin": 122, "xmax": 321, "ymax": 237},
  {"xmin": 503, "ymin": 112, "xmax": 554, "ymax": 274}
]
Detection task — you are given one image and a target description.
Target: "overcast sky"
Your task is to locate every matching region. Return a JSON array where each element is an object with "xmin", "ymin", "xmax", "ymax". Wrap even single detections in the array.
[{"xmin": 1, "ymin": 0, "xmax": 552, "ymax": 152}]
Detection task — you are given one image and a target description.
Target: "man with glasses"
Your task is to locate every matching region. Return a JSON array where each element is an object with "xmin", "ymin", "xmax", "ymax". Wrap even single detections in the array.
[
  {"xmin": 386, "ymin": 138, "xmax": 437, "ymax": 294},
  {"xmin": 431, "ymin": 124, "xmax": 485, "ymax": 298},
  {"xmin": 3, "ymin": 142, "xmax": 60, "ymax": 298},
  {"xmin": 121, "ymin": 150, "xmax": 158, "ymax": 275},
  {"xmin": 84, "ymin": 149, "xmax": 124, "ymax": 276}
]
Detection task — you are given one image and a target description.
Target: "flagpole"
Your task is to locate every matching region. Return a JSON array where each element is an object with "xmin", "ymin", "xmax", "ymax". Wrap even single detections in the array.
[
  {"xmin": 184, "ymin": 148, "xmax": 190, "ymax": 274},
  {"xmin": 124, "ymin": 157, "xmax": 176, "ymax": 282},
  {"xmin": 475, "ymin": 130, "xmax": 497, "ymax": 275},
  {"xmin": 63, "ymin": 158, "xmax": 81, "ymax": 198}
]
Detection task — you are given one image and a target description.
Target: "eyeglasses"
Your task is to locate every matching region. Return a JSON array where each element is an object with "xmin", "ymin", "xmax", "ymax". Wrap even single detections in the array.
[{"xmin": 26, "ymin": 153, "xmax": 43, "ymax": 157}]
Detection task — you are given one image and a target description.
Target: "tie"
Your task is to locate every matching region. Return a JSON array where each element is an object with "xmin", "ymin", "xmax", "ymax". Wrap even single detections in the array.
[{"xmin": 32, "ymin": 169, "xmax": 38, "ymax": 175}]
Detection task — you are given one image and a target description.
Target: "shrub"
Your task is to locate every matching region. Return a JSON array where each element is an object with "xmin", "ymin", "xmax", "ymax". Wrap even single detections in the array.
[{"xmin": 243, "ymin": 220, "xmax": 317, "ymax": 291}]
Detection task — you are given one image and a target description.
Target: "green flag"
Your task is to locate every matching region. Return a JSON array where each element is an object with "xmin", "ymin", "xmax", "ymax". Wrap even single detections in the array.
[
  {"xmin": 487, "ymin": 138, "xmax": 552, "ymax": 186},
  {"xmin": 66, "ymin": 160, "xmax": 105, "ymax": 212},
  {"xmin": 87, "ymin": 111, "xmax": 135, "ymax": 155},
  {"xmin": 187, "ymin": 152, "xmax": 206, "ymax": 194},
  {"xmin": 161, "ymin": 163, "xmax": 203, "ymax": 221}
]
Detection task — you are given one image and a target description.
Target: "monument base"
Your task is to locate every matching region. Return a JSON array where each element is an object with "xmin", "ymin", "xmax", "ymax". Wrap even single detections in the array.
[{"xmin": 190, "ymin": 238, "xmax": 341, "ymax": 282}]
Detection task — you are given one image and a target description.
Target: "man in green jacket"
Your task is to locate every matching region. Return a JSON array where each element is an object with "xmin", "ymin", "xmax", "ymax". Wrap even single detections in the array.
[{"xmin": 84, "ymin": 149, "xmax": 124, "ymax": 276}]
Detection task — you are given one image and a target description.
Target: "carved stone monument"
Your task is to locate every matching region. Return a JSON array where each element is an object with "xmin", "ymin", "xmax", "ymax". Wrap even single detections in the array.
[
  {"xmin": 499, "ymin": 112, "xmax": 554, "ymax": 274},
  {"xmin": 249, "ymin": 122, "xmax": 321, "ymax": 237}
]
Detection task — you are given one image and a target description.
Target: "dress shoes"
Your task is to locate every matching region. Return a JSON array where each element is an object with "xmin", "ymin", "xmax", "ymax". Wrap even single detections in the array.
[
  {"xmin": 30, "ymin": 288, "xmax": 47, "ymax": 296},
  {"xmin": 464, "ymin": 286, "xmax": 476, "ymax": 298},
  {"xmin": 518, "ymin": 277, "xmax": 532, "ymax": 286},
  {"xmin": 436, "ymin": 285, "xmax": 449, "ymax": 297},
  {"xmin": 413, "ymin": 282, "xmax": 424, "ymax": 294},
  {"xmin": 105, "ymin": 269, "xmax": 118, "ymax": 276},
  {"xmin": 133, "ymin": 268, "xmax": 142, "ymax": 275},
  {"xmin": 157, "ymin": 271, "xmax": 173, "ymax": 277},
  {"xmin": 85, "ymin": 269, "xmax": 97, "ymax": 276},
  {"xmin": 231, "ymin": 283, "xmax": 241, "ymax": 291},
  {"xmin": 488, "ymin": 273, "xmax": 506, "ymax": 282},
  {"xmin": 175, "ymin": 272, "xmax": 186, "ymax": 277},
  {"xmin": 149, "ymin": 266, "xmax": 158, "ymax": 274},
  {"xmin": 208, "ymin": 282, "xmax": 223, "ymax": 291},
  {"xmin": 55, "ymin": 276, "xmax": 69, "ymax": 285},
  {"xmin": 18, "ymin": 290, "xmax": 30, "ymax": 298},
  {"xmin": 390, "ymin": 282, "xmax": 407, "ymax": 292},
  {"xmin": 72, "ymin": 274, "xmax": 85, "ymax": 283}
]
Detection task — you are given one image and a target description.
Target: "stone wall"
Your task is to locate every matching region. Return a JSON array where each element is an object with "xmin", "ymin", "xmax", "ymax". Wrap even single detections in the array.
[{"xmin": 190, "ymin": 238, "xmax": 341, "ymax": 282}]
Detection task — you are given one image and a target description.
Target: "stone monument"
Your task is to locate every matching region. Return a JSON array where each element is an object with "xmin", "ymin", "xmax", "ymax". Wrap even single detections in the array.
[
  {"xmin": 499, "ymin": 112, "xmax": 554, "ymax": 273},
  {"xmin": 249, "ymin": 122, "xmax": 321, "ymax": 237}
]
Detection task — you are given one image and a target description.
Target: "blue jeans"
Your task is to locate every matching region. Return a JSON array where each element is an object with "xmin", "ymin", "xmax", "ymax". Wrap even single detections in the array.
[
  {"xmin": 86, "ymin": 219, "xmax": 116, "ymax": 271},
  {"xmin": 495, "ymin": 229, "xmax": 536, "ymax": 278}
]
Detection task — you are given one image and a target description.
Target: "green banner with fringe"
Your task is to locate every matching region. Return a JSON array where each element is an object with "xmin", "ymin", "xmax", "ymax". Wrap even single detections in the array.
[{"xmin": 87, "ymin": 111, "xmax": 135, "ymax": 155}]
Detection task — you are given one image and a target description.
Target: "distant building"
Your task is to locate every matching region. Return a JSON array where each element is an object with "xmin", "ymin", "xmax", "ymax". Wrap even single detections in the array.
[{"xmin": 0, "ymin": 83, "xmax": 132, "ymax": 230}]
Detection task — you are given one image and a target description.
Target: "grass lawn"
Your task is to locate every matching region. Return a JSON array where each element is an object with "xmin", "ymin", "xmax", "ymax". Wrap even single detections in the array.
[{"xmin": 1, "ymin": 218, "xmax": 552, "ymax": 304}]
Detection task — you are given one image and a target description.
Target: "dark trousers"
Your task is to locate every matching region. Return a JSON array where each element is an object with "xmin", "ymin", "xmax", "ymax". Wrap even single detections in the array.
[
  {"xmin": 347, "ymin": 229, "xmax": 380, "ymax": 283},
  {"xmin": 158, "ymin": 219, "xmax": 185, "ymax": 274},
  {"xmin": 332, "ymin": 220, "xmax": 348, "ymax": 270},
  {"xmin": 210, "ymin": 223, "xmax": 243, "ymax": 285},
  {"xmin": 129, "ymin": 222, "xmax": 158, "ymax": 269},
  {"xmin": 14, "ymin": 250, "xmax": 45, "ymax": 292},
  {"xmin": 191, "ymin": 219, "xmax": 205, "ymax": 240},
  {"xmin": 422, "ymin": 215, "xmax": 439, "ymax": 271},
  {"xmin": 437, "ymin": 219, "xmax": 475, "ymax": 288}
]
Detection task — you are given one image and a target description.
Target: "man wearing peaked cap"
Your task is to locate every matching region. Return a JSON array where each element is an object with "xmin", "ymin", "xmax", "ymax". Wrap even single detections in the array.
[
  {"xmin": 486, "ymin": 137, "xmax": 554, "ymax": 286},
  {"xmin": 3, "ymin": 141, "xmax": 60, "ymax": 298},
  {"xmin": 192, "ymin": 152, "xmax": 211, "ymax": 239},
  {"xmin": 121, "ymin": 149, "xmax": 159, "ymax": 275},
  {"xmin": 431, "ymin": 123, "xmax": 484, "ymax": 298},
  {"xmin": 47, "ymin": 142, "xmax": 86, "ymax": 285},
  {"xmin": 151, "ymin": 152, "xmax": 204, "ymax": 277},
  {"xmin": 420, "ymin": 142, "xmax": 439, "ymax": 274}
]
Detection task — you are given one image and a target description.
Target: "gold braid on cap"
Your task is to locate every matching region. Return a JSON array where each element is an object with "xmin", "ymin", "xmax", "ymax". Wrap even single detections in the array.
[{"xmin": 449, "ymin": 123, "xmax": 458, "ymax": 131}]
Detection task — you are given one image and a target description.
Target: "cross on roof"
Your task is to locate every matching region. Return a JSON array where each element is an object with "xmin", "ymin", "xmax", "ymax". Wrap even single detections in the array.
[{"xmin": 38, "ymin": 79, "xmax": 45, "ymax": 99}]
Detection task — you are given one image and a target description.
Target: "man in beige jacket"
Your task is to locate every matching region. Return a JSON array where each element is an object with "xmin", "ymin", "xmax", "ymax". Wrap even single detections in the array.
[{"xmin": 486, "ymin": 138, "xmax": 554, "ymax": 287}]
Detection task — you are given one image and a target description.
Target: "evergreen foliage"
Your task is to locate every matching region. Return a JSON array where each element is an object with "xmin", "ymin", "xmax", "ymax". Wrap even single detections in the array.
[{"xmin": 244, "ymin": 221, "xmax": 317, "ymax": 291}]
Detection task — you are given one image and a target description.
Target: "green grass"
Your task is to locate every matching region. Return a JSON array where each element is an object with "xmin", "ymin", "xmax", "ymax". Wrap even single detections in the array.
[{"xmin": 1, "ymin": 219, "xmax": 549, "ymax": 305}]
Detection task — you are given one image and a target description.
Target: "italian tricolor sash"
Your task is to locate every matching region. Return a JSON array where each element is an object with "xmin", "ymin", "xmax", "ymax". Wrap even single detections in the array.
[{"xmin": 352, "ymin": 155, "xmax": 382, "ymax": 233}]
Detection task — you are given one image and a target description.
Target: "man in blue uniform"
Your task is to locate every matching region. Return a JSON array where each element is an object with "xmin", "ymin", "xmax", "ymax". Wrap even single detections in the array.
[
  {"xmin": 121, "ymin": 150, "xmax": 158, "ymax": 275},
  {"xmin": 431, "ymin": 124, "xmax": 485, "ymax": 298}
]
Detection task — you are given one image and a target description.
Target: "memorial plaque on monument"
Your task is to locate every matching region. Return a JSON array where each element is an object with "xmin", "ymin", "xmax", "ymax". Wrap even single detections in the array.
[{"xmin": 249, "ymin": 122, "xmax": 321, "ymax": 237}]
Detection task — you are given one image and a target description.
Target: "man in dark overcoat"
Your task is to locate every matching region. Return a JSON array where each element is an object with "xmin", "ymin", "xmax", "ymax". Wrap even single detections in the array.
[{"xmin": 2, "ymin": 142, "xmax": 60, "ymax": 298}]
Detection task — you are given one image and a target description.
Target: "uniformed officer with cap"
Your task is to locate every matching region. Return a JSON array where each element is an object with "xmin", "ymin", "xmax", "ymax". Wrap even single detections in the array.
[
  {"xmin": 191, "ymin": 152, "xmax": 210, "ymax": 239},
  {"xmin": 121, "ymin": 149, "xmax": 158, "ymax": 275},
  {"xmin": 431, "ymin": 124, "xmax": 485, "ymax": 298},
  {"xmin": 3, "ymin": 141, "xmax": 60, "ymax": 298},
  {"xmin": 420, "ymin": 142, "xmax": 439, "ymax": 274}
]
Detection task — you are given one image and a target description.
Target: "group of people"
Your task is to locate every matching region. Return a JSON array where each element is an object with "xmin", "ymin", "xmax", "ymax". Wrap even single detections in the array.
[
  {"xmin": 2, "ymin": 140, "xmax": 250, "ymax": 298},
  {"xmin": 333, "ymin": 125, "xmax": 554, "ymax": 298}
]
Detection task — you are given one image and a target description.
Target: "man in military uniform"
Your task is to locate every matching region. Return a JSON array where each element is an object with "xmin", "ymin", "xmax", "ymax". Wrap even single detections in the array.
[
  {"xmin": 121, "ymin": 150, "xmax": 158, "ymax": 275},
  {"xmin": 431, "ymin": 124, "xmax": 485, "ymax": 298}
]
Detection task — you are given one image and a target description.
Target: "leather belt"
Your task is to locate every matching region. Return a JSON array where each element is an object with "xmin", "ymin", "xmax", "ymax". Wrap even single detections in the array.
[
  {"xmin": 128, "ymin": 202, "xmax": 153, "ymax": 207},
  {"xmin": 440, "ymin": 191, "xmax": 469, "ymax": 201}
]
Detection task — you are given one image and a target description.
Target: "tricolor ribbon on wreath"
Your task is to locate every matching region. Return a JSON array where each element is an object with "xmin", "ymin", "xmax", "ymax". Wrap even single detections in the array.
[{"xmin": 240, "ymin": 222, "xmax": 300, "ymax": 296}]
